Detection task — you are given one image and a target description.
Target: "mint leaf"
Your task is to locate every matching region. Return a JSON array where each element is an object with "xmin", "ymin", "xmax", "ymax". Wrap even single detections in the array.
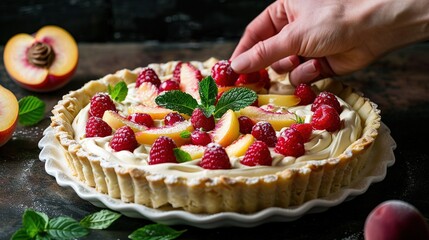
[
  {"xmin": 180, "ymin": 130, "xmax": 191, "ymax": 139},
  {"xmin": 155, "ymin": 90, "xmax": 198, "ymax": 116},
  {"xmin": 174, "ymin": 148, "xmax": 192, "ymax": 163},
  {"xmin": 18, "ymin": 96, "xmax": 46, "ymax": 126},
  {"xmin": 200, "ymin": 105, "xmax": 216, "ymax": 118},
  {"xmin": 80, "ymin": 209, "xmax": 121, "ymax": 230},
  {"xmin": 108, "ymin": 81, "xmax": 128, "ymax": 102},
  {"xmin": 129, "ymin": 224, "xmax": 186, "ymax": 240},
  {"xmin": 11, "ymin": 227, "xmax": 31, "ymax": 240},
  {"xmin": 48, "ymin": 217, "xmax": 89, "ymax": 239},
  {"xmin": 22, "ymin": 209, "xmax": 49, "ymax": 238},
  {"xmin": 214, "ymin": 88, "xmax": 257, "ymax": 118},
  {"xmin": 199, "ymin": 76, "xmax": 217, "ymax": 109}
]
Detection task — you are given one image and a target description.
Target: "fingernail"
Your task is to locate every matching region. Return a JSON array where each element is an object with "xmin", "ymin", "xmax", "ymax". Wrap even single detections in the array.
[
  {"xmin": 279, "ymin": 58, "xmax": 294, "ymax": 69},
  {"xmin": 303, "ymin": 60, "xmax": 318, "ymax": 74},
  {"xmin": 231, "ymin": 55, "xmax": 249, "ymax": 73}
]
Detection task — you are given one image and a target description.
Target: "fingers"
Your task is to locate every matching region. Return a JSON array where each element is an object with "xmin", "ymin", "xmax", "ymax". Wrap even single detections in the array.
[
  {"xmin": 271, "ymin": 55, "xmax": 301, "ymax": 74},
  {"xmin": 289, "ymin": 58, "xmax": 336, "ymax": 86},
  {"xmin": 231, "ymin": 1, "xmax": 289, "ymax": 59}
]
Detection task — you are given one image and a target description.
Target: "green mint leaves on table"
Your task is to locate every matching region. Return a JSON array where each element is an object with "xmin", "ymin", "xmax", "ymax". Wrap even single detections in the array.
[
  {"xmin": 156, "ymin": 76, "xmax": 257, "ymax": 119},
  {"xmin": 18, "ymin": 96, "xmax": 46, "ymax": 126},
  {"xmin": 108, "ymin": 81, "xmax": 128, "ymax": 102},
  {"xmin": 12, "ymin": 209, "xmax": 185, "ymax": 240}
]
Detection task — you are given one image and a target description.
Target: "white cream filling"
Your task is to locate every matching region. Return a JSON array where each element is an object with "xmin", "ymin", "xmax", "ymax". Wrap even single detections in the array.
[{"xmin": 72, "ymin": 81, "xmax": 362, "ymax": 179}]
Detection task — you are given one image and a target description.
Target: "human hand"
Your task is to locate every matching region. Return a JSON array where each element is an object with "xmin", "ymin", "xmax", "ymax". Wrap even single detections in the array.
[{"xmin": 231, "ymin": 0, "xmax": 429, "ymax": 86}]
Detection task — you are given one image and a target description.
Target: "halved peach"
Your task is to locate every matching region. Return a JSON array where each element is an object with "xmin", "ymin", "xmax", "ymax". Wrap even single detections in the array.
[
  {"xmin": 239, "ymin": 106, "xmax": 296, "ymax": 131},
  {"xmin": 225, "ymin": 134, "xmax": 255, "ymax": 158},
  {"xmin": 257, "ymin": 94, "xmax": 301, "ymax": 107},
  {"xmin": 3, "ymin": 25, "xmax": 78, "ymax": 92},
  {"xmin": 135, "ymin": 121, "xmax": 194, "ymax": 146},
  {"xmin": 102, "ymin": 110, "xmax": 148, "ymax": 132},
  {"xmin": 0, "ymin": 85, "xmax": 19, "ymax": 147},
  {"xmin": 209, "ymin": 109, "xmax": 240, "ymax": 147}
]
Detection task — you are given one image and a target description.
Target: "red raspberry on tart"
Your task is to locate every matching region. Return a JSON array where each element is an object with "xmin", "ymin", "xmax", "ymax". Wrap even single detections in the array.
[
  {"xmin": 251, "ymin": 121, "xmax": 277, "ymax": 147},
  {"xmin": 241, "ymin": 140, "xmax": 272, "ymax": 166},
  {"xmin": 109, "ymin": 126, "xmax": 138, "ymax": 152},
  {"xmin": 149, "ymin": 136, "xmax": 177, "ymax": 165},
  {"xmin": 312, "ymin": 104, "xmax": 341, "ymax": 132},
  {"xmin": 89, "ymin": 93, "xmax": 116, "ymax": 118},
  {"xmin": 191, "ymin": 108, "xmax": 215, "ymax": 131},
  {"xmin": 199, "ymin": 143, "xmax": 231, "ymax": 170},
  {"xmin": 211, "ymin": 60, "xmax": 238, "ymax": 87},
  {"xmin": 164, "ymin": 112, "xmax": 185, "ymax": 126},
  {"xmin": 238, "ymin": 116, "xmax": 255, "ymax": 134},
  {"xmin": 290, "ymin": 123, "xmax": 313, "ymax": 142},
  {"xmin": 136, "ymin": 67, "xmax": 161, "ymax": 88},
  {"xmin": 85, "ymin": 116, "xmax": 112, "ymax": 137},
  {"xmin": 159, "ymin": 80, "xmax": 180, "ymax": 92},
  {"xmin": 311, "ymin": 91, "xmax": 342, "ymax": 113},
  {"xmin": 275, "ymin": 128, "xmax": 305, "ymax": 157},
  {"xmin": 294, "ymin": 83, "xmax": 316, "ymax": 105},
  {"xmin": 127, "ymin": 113, "xmax": 154, "ymax": 128},
  {"xmin": 191, "ymin": 129, "xmax": 212, "ymax": 146}
]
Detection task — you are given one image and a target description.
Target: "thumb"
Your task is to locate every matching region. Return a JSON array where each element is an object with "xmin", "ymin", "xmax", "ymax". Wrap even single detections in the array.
[{"xmin": 231, "ymin": 27, "xmax": 298, "ymax": 73}]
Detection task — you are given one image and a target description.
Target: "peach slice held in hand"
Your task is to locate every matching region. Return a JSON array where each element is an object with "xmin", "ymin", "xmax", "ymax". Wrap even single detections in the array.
[
  {"xmin": 3, "ymin": 25, "xmax": 78, "ymax": 92},
  {"xmin": 135, "ymin": 120, "xmax": 194, "ymax": 146},
  {"xmin": 0, "ymin": 85, "xmax": 19, "ymax": 147},
  {"xmin": 239, "ymin": 106, "xmax": 296, "ymax": 131}
]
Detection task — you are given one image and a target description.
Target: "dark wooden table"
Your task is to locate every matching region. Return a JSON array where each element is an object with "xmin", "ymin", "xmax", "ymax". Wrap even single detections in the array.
[{"xmin": 1, "ymin": 41, "xmax": 428, "ymax": 239}]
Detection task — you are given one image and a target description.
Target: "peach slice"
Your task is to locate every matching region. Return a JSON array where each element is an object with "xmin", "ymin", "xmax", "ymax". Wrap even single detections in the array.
[
  {"xmin": 128, "ymin": 105, "xmax": 176, "ymax": 120},
  {"xmin": 136, "ymin": 82, "xmax": 159, "ymax": 107},
  {"xmin": 102, "ymin": 110, "xmax": 147, "ymax": 132},
  {"xmin": 3, "ymin": 25, "xmax": 78, "ymax": 92},
  {"xmin": 235, "ymin": 81, "xmax": 266, "ymax": 93},
  {"xmin": 225, "ymin": 134, "xmax": 255, "ymax": 158},
  {"xmin": 179, "ymin": 63, "xmax": 202, "ymax": 101},
  {"xmin": 239, "ymin": 106, "xmax": 296, "ymax": 131},
  {"xmin": 0, "ymin": 85, "xmax": 19, "ymax": 147},
  {"xmin": 179, "ymin": 144, "xmax": 206, "ymax": 160},
  {"xmin": 209, "ymin": 109, "xmax": 240, "ymax": 147},
  {"xmin": 257, "ymin": 94, "xmax": 301, "ymax": 107},
  {"xmin": 135, "ymin": 121, "xmax": 194, "ymax": 146}
]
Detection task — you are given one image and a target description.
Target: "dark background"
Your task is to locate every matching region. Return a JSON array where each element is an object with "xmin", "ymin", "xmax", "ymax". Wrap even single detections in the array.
[{"xmin": 0, "ymin": 0, "xmax": 273, "ymax": 44}]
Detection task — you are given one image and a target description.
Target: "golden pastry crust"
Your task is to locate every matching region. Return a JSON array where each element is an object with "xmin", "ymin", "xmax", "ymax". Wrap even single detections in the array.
[{"xmin": 50, "ymin": 58, "xmax": 380, "ymax": 213}]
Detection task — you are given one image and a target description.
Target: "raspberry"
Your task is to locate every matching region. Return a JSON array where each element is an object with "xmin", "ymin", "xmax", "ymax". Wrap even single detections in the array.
[
  {"xmin": 85, "ymin": 116, "xmax": 112, "ymax": 137},
  {"xmin": 275, "ymin": 128, "xmax": 305, "ymax": 157},
  {"xmin": 148, "ymin": 136, "xmax": 178, "ymax": 165},
  {"xmin": 136, "ymin": 67, "xmax": 161, "ymax": 88},
  {"xmin": 127, "ymin": 113, "xmax": 154, "ymax": 128},
  {"xmin": 238, "ymin": 116, "xmax": 255, "ymax": 134},
  {"xmin": 199, "ymin": 143, "xmax": 231, "ymax": 169},
  {"xmin": 89, "ymin": 93, "xmax": 116, "ymax": 118},
  {"xmin": 191, "ymin": 129, "xmax": 212, "ymax": 146},
  {"xmin": 190, "ymin": 108, "xmax": 215, "ymax": 131},
  {"xmin": 311, "ymin": 91, "xmax": 342, "ymax": 113},
  {"xmin": 311, "ymin": 104, "xmax": 341, "ymax": 132},
  {"xmin": 241, "ymin": 141, "xmax": 272, "ymax": 166},
  {"xmin": 294, "ymin": 83, "xmax": 316, "ymax": 105},
  {"xmin": 211, "ymin": 60, "xmax": 238, "ymax": 86},
  {"xmin": 171, "ymin": 61, "xmax": 182, "ymax": 82},
  {"xmin": 109, "ymin": 126, "xmax": 138, "ymax": 152},
  {"xmin": 164, "ymin": 112, "xmax": 185, "ymax": 126},
  {"xmin": 159, "ymin": 80, "xmax": 180, "ymax": 92},
  {"xmin": 251, "ymin": 121, "xmax": 277, "ymax": 147},
  {"xmin": 290, "ymin": 123, "xmax": 313, "ymax": 142},
  {"xmin": 235, "ymin": 71, "xmax": 260, "ymax": 85},
  {"xmin": 259, "ymin": 68, "xmax": 271, "ymax": 90}
]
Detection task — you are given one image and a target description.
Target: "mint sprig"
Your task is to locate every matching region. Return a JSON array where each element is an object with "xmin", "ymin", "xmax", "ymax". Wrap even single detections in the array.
[
  {"xmin": 12, "ymin": 209, "xmax": 186, "ymax": 240},
  {"xmin": 155, "ymin": 76, "xmax": 256, "ymax": 118},
  {"xmin": 174, "ymin": 148, "xmax": 192, "ymax": 163},
  {"xmin": 108, "ymin": 81, "xmax": 128, "ymax": 102},
  {"xmin": 155, "ymin": 90, "xmax": 198, "ymax": 116},
  {"xmin": 129, "ymin": 224, "xmax": 186, "ymax": 240},
  {"xmin": 12, "ymin": 209, "xmax": 120, "ymax": 240},
  {"xmin": 18, "ymin": 96, "xmax": 46, "ymax": 126}
]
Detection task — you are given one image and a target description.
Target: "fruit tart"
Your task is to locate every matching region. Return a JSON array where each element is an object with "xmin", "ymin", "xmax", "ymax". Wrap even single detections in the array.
[{"xmin": 50, "ymin": 58, "xmax": 381, "ymax": 214}]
